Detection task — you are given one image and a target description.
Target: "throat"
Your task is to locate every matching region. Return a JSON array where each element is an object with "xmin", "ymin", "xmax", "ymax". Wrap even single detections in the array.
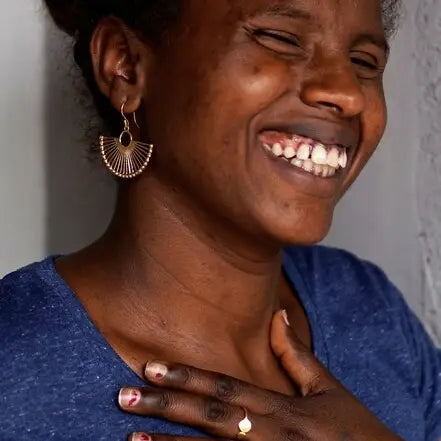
[{"xmin": 54, "ymin": 183, "xmax": 311, "ymax": 394}]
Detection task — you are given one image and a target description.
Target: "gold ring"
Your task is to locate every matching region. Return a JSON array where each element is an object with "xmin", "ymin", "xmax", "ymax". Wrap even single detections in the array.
[{"xmin": 237, "ymin": 407, "xmax": 252, "ymax": 439}]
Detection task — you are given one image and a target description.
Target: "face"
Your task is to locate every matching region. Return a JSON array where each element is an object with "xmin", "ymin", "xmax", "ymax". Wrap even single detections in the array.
[{"xmin": 141, "ymin": 0, "xmax": 388, "ymax": 246}]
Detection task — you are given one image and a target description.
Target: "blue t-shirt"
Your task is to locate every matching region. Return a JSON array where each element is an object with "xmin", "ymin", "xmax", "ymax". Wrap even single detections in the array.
[{"xmin": 0, "ymin": 246, "xmax": 440, "ymax": 441}]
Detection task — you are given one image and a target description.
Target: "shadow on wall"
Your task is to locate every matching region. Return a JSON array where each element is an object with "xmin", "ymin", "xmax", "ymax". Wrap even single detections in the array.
[
  {"xmin": 415, "ymin": 0, "xmax": 441, "ymax": 344},
  {"xmin": 44, "ymin": 22, "xmax": 116, "ymax": 255}
]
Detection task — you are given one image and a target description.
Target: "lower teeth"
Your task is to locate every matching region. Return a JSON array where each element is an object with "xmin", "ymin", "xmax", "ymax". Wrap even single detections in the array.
[{"xmin": 290, "ymin": 158, "xmax": 336, "ymax": 177}]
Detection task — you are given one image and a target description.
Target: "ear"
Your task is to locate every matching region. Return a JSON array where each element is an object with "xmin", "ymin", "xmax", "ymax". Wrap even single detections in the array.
[{"xmin": 90, "ymin": 18, "xmax": 152, "ymax": 114}]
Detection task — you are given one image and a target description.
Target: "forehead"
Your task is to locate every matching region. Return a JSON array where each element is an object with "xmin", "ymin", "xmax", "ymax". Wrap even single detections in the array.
[{"xmin": 185, "ymin": 0, "xmax": 384, "ymax": 35}]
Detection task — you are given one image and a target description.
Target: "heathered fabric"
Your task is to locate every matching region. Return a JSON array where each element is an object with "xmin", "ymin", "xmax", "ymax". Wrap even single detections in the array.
[{"xmin": 0, "ymin": 246, "xmax": 440, "ymax": 441}]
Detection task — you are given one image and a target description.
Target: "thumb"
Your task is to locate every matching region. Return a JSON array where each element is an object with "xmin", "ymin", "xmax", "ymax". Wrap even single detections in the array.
[{"xmin": 270, "ymin": 310, "xmax": 334, "ymax": 396}]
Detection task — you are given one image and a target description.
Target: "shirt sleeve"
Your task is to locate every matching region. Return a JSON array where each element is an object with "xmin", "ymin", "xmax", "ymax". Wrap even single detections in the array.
[{"xmin": 391, "ymin": 289, "xmax": 441, "ymax": 441}]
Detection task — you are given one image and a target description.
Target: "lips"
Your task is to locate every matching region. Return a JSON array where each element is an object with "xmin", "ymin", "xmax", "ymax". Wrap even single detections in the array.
[{"xmin": 257, "ymin": 120, "xmax": 359, "ymax": 149}]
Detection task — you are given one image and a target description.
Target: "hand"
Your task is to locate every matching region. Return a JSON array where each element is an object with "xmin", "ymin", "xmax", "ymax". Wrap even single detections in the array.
[{"xmin": 118, "ymin": 310, "xmax": 403, "ymax": 441}]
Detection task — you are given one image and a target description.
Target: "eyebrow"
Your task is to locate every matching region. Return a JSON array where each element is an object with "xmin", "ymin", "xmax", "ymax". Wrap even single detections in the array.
[
  {"xmin": 353, "ymin": 34, "xmax": 390, "ymax": 56},
  {"xmin": 262, "ymin": 4, "xmax": 313, "ymax": 21},
  {"xmin": 255, "ymin": 4, "xmax": 390, "ymax": 56}
]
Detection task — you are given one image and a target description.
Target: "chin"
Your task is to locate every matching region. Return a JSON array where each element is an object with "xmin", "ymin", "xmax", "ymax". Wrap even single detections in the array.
[{"xmin": 252, "ymin": 201, "xmax": 335, "ymax": 248}]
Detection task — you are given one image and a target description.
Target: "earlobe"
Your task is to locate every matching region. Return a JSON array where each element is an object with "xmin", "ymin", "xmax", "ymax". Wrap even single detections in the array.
[{"xmin": 89, "ymin": 18, "xmax": 150, "ymax": 114}]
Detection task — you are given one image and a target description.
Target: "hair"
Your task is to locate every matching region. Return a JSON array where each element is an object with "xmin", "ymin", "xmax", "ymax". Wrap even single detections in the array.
[{"xmin": 44, "ymin": 0, "xmax": 402, "ymax": 137}]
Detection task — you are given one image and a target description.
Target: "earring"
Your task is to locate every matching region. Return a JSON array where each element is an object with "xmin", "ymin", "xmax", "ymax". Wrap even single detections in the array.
[{"xmin": 100, "ymin": 102, "xmax": 154, "ymax": 179}]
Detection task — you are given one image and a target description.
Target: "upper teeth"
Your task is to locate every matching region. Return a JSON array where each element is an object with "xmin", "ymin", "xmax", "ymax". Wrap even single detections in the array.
[
  {"xmin": 311, "ymin": 144, "xmax": 327, "ymax": 165},
  {"xmin": 327, "ymin": 147, "xmax": 340, "ymax": 168},
  {"xmin": 262, "ymin": 135, "xmax": 349, "ymax": 178}
]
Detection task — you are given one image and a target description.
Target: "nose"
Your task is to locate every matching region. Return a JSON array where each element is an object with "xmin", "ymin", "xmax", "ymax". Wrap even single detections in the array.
[{"xmin": 299, "ymin": 59, "xmax": 365, "ymax": 118}]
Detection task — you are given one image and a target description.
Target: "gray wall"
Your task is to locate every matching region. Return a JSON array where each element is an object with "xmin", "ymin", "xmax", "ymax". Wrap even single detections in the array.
[
  {"xmin": 414, "ymin": 0, "xmax": 441, "ymax": 344},
  {"xmin": 325, "ymin": 2, "xmax": 422, "ymax": 313},
  {"xmin": 1, "ymin": 1, "xmax": 440, "ymax": 344}
]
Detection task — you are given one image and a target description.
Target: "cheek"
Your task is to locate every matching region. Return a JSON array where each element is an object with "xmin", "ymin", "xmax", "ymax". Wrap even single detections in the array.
[
  {"xmin": 226, "ymin": 51, "xmax": 288, "ymax": 113},
  {"xmin": 152, "ymin": 47, "xmax": 290, "ymax": 176},
  {"xmin": 341, "ymin": 86, "xmax": 386, "ymax": 195},
  {"xmin": 361, "ymin": 89, "xmax": 387, "ymax": 160}
]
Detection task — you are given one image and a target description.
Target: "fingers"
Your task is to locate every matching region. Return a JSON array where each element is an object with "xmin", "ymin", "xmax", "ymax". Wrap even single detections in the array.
[
  {"xmin": 143, "ymin": 360, "xmax": 283, "ymax": 414},
  {"xmin": 270, "ymin": 310, "xmax": 335, "ymax": 396},
  {"xmin": 119, "ymin": 387, "xmax": 263, "ymax": 439}
]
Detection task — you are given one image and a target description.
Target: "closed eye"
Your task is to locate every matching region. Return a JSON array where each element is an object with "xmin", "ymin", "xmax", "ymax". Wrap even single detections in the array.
[
  {"xmin": 351, "ymin": 57, "xmax": 378, "ymax": 70},
  {"xmin": 253, "ymin": 29, "xmax": 301, "ymax": 47},
  {"xmin": 250, "ymin": 28, "xmax": 304, "ymax": 56}
]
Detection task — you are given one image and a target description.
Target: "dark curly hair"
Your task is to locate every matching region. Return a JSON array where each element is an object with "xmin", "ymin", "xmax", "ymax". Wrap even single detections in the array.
[{"xmin": 44, "ymin": 0, "xmax": 402, "ymax": 136}]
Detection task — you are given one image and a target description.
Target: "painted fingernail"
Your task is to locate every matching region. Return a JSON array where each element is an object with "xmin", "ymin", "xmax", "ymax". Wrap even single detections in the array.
[
  {"xmin": 118, "ymin": 388, "xmax": 141, "ymax": 408},
  {"xmin": 282, "ymin": 309, "xmax": 291, "ymax": 327},
  {"xmin": 145, "ymin": 361, "xmax": 168, "ymax": 380},
  {"xmin": 129, "ymin": 433, "xmax": 152, "ymax": 441}
]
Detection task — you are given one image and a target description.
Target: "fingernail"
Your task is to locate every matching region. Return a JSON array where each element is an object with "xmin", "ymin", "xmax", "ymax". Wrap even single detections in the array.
[
  {"xmin": 118, "ymin": 388, "xmax": 141, "ymax": 408},
  {"xmin": 129, "ymin": 433, "xmax": 152, "ymax": 441},
  {"xmin": 282, "ymin": 309, "xmax": 291, "ymax": 327},
  {"xmin": 145, "ymin": 361, "xmax": 168, "ymax": 380}
]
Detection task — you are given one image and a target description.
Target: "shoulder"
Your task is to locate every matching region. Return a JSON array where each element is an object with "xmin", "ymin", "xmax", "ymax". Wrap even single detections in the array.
[
  {"xmin": 0, "ymin": 257, "xmax": 60, "ymax": 319},
  {"xmin": 0, "ymin": 258, "xmax": 71, "ymax": 371},
  {"xmin": 284, "ymin": 246, "xmax": 441, "ymax": 439},
  {"xmin": 283, "ymin": 245, "xmax": 427, "ymax": 372},
  {"xmin": 283, "ymin": 245, "xmax": 400, "ymax": 310}
]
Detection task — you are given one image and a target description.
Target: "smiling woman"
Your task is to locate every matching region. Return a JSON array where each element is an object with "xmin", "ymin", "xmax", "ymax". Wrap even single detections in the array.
[{"xmin": 0, "ymin": 1, "xmax": 440, "ymax": 441}]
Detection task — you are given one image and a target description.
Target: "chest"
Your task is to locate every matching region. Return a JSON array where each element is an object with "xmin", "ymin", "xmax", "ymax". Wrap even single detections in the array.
[{"xmin": 324, "ymin": 324, "xmax": 425, "ymax": 441}]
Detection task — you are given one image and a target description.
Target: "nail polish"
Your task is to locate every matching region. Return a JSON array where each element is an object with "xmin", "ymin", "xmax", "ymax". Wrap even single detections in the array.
[
  {"xmin": 145, "ymin": 361, "xmax": 168, "ymax": 380},
  {"xmin": 282, "ymin": 309, "xmax": 291, "ymax": 327},
  {"xmin": 118, "ymin": 388, "xmax": 141, "ymax": 408}
]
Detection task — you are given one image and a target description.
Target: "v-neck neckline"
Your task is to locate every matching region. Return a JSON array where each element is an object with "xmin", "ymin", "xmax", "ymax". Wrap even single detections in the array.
[{"xmin": 42, "ymin": 251, "xmax": 329, "ymax": 386}]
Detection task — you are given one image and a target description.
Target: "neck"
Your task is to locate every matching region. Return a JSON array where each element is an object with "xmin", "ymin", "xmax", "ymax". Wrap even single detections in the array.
[{"xmin": 63, "ymin": 176, "xmax": 289, "ymax": 384}]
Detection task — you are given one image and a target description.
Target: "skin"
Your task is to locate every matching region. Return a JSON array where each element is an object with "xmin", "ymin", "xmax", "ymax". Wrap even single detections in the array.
[
  {"xmin": 55, "ymin": 0, "xmax": 396, "ymax": 437},
  {"xmin": 119, "ymin": 312, "xmax": 403, "ymax": 441}
]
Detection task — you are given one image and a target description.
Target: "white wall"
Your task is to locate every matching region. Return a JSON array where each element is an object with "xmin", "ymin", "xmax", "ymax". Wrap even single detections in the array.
[
  {"xmin": 0, "ymin": 1, "xmax": 47, "ymax": 271},
  {"xmin": 1, "ymin": 1, "xmax": 440, "ymax": 343}
]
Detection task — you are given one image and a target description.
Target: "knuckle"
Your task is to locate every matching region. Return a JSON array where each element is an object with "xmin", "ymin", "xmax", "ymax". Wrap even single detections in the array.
[
  {"xmin": 266, "ymin": 397, "xmax": 289, "ymax": 416},
  {"xmin": 154, "ymin": 391, "xmax": 172, "ymax": 410},
  {"xmin": 283, "ymin": 429, "xmax": 311, "ymax": 441},
  {"xmin": 172, "ymin": 364, "xmax": 191, "ymax": 385},
  {"xmin": 203, "ymin": 398, "xmax": 231, "ymax": 423},
  {"xmin": 214, "ymin": 374, "xmax": 240, "ymax": 402}
]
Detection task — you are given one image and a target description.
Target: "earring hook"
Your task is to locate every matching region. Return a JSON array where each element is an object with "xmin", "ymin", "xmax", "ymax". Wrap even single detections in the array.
[
  {"xmin": 133, "ymin": 112, "xmax": 140, "ymax": 129},
  {"xmin": 120, "ymin": 100, "xmax": 140, "ymax": 130},
  {"xmin": 120, "ymin": 101, "xmax": 130, "ymax": 131}
]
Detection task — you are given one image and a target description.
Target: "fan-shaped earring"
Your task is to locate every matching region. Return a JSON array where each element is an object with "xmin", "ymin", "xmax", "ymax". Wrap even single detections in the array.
[{"xmin": 99, "ymin": 102, "xmax": 154, "ymax": 179}]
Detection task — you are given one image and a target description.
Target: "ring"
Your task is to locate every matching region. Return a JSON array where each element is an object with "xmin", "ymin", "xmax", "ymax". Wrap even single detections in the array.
[{"xmin": 237, "ymin": 407, "xmax": 252, "ymax": 439}]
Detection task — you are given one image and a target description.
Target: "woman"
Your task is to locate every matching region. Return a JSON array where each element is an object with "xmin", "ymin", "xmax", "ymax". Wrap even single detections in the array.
[{"xmin": 0, "ymin": 0, "xmax": 439, "ymax": 440}]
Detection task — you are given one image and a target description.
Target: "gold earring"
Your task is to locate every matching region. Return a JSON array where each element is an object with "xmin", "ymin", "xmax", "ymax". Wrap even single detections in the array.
[{"xmin": 99, "ymin": 102, "xmax": 154, "ymax": 179}]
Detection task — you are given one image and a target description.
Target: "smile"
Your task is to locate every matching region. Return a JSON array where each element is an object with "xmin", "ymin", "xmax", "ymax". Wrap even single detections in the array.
[{"xmin": 259, "ymin": 132, "xmax": 348, "ymax": 179}]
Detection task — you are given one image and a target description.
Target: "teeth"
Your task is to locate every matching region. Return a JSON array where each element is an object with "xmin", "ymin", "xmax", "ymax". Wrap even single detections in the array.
[
  {"xmin": 283, "ymin": 146, "xmax": 296, "ymax": 159},
  {"xmin": 262, "ymin": 137, "xmax": 344, "ymax": 178},
  {"xmin": 288, "ymin": 158, "xmax": 337, "ymax": 178},
  {"xmin": 303, "ymin": 159, "xmax": 314, "ymax": 172},
  {"xmin": 311, "ymin": 144, "xmax": 328, "ymax": 165},
  {"xmin": 314, "ymin": 164, "xmax": 323, "ymax": 175},
  {"xmin": 272, "ymin": 143, "xmax": 283, "ymax": 156},
  {"xmin": 327, "ymin": 147, "xmax": 340, "ymax": 168},
  {"xmin": 339, "ymin": 150, "xmax": 348, "ymax": 168},
  {"xmin": 297, "ymin": 143, "xmax": 311, "ymax": 160}
]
